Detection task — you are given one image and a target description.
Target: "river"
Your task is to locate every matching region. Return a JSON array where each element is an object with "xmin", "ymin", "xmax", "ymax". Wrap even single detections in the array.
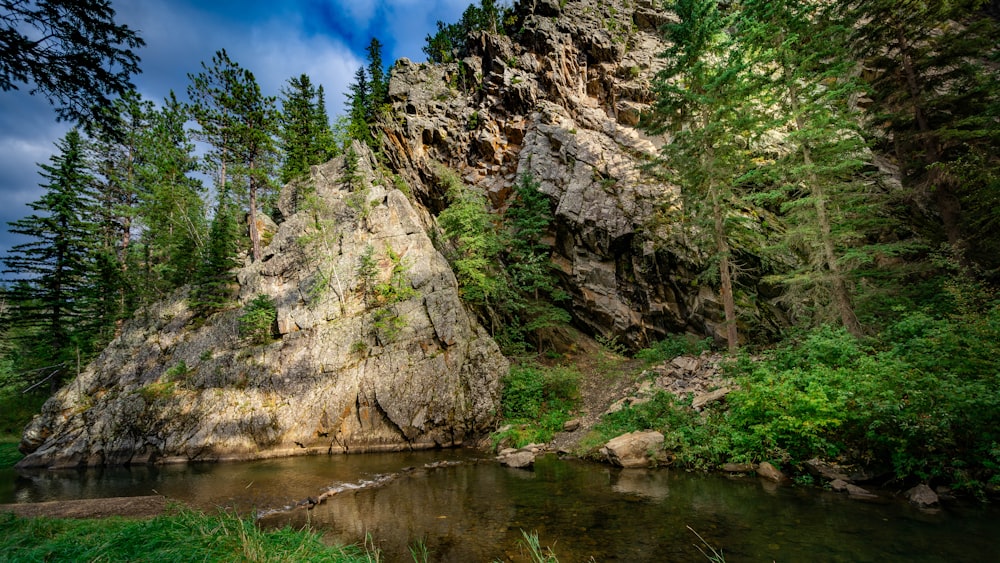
[{"xmin": 3, "ymin": 449, "xmax": 998, "ymax": 561}]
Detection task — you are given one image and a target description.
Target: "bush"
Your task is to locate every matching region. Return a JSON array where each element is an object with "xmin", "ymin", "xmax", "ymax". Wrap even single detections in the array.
[
  {"xmin": 581, "ymin": 308, "xmax": 1000, "ymax": 491},
  {"xmin": 496, "ymin": 364, "xmax": 581, "ymax": 447},
  {"xmin": 635, "ymin": 334, "xmax": 713, "ymax": 364}
]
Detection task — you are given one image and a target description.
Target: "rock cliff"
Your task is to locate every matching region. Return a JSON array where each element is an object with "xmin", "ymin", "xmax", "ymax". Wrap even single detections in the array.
[
  {"xmin": 382, "ymin": 0, "xmax": 763, "ymax": 348},
  {"xmin": 18, "ymin": 145, "xmax": 506, "ymax": 469}
]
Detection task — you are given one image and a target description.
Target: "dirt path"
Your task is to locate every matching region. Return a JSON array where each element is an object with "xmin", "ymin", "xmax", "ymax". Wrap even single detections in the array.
[
  {"xmin": 0, "ymin": 495, "xmax": 169, "ymax": 519},
  {"xmin": 546, "ymin": 335, "xmax": 646, "ymax": 452}
]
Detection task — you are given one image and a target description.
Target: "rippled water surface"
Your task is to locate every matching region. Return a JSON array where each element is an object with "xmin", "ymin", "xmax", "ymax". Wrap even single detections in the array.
[{"xmin": 3, "ymin": 450, "xmax": 999, "ymax": 562}]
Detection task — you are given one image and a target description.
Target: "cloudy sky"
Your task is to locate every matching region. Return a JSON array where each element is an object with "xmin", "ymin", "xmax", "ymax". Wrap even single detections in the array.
[{"xmin": 0, "ymin": 0, "xmax": 471, "ymax": 267}]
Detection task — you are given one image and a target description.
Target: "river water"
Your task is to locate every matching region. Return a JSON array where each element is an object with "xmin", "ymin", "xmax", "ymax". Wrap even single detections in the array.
[{"xmin": 3, "ymin": 449, "xmax": 998, "ymax": 562}]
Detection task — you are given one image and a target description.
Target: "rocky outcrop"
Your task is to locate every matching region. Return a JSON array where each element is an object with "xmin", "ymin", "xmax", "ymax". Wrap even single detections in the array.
[
  {"xmin": 381, "ymin": 0, "xmax": 779, "ymax": 348},
  {"xmin": 18, "ymin": 145, "xmax": 507, "ymax": 469}
]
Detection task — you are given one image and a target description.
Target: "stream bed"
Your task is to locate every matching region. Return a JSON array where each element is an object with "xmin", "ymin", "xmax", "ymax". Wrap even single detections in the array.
[{"xmin": 3, "ymin": 449, "xmax": 998, "ymax": 561}]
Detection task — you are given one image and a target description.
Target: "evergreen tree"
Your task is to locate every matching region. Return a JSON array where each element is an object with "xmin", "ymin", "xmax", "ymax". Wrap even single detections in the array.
[
  {"xmin": 190, "ymin": 189, "xmax": 240, "ymax": 314},
  {"xmin": 346, "ymin": 66, "xmax": 372, "ymax": 145},
  {"xmin": 88, "ymin": 91, "xmax": 152, "ymax": 332},
  {"xmin": 0, "ymin": 0, "xmax": 144, "ymax": 134},
  {"xmin": 644, "ymin": 0, "xmax": 765, "ymax": 353},
  {"xmin": 279, "ymin": 74, "xmax": 336, "ymax": 184},
  {"xmin": 2, "ymin": 130, "xmax": 98, "ymax": 369},
  {"xmin": 504, "ymin": 173, "xmax": 570, "ymax": 349},
  {"xmin": 313, "ymin": 85, "xmax": 338, "ymax": 158},
  {"xmin": 187, "ymin": 49, "xmax": 279, "ymax": 263},
  {"xmin": 423, "ymin": 0, "xmax": 513, "ymax": 63},
  {"xmin": 136, "ymin": 92, "xmax": 207, "ymax": 295},
  {"xmin": 739, "ymin": 0, "xmax": 875, "ymax": 336},
  {"xmin": 366, "ymin": 38, "xmax": 387, "ymax": 114},
  {"xmin": 840, "ymin": 0, "xmax": 1000, "ymax": 270}
]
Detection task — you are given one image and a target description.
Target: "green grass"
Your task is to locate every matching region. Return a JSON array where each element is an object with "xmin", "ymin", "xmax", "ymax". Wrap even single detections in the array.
[{"xmin": 0, "ymin": 507, "xmax": 373, "ymax": 562}]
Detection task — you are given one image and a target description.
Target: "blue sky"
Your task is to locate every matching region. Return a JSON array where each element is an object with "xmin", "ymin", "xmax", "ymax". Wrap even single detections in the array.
[{"xmin": 0, "ymin": 0, "xmax": 471, "ymax": 265}]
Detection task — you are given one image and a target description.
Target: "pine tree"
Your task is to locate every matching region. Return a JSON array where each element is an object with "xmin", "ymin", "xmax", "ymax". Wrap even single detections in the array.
[
  {"xmin": 88, "ymin": 91, "xmax": 152, "ymax": 332},
  {"xmin": 504, "ymin": 173, "xmax": 570, "ymax": 350},
  {"xmin": 346, "ymin": 66, "xmax": 372, "ymax": 145},
  {"xmin": 1, "ymin": 0, "xmax": 144, "ymax": 134},
  {"xmin": 190, "ymin": 189, "xmax": 240, "ymax": 314},
  {"xmin": 739, "ymin": 0, "xmax": 876, "ymax": 336},
  {"xmin": 644, "ymin": 0, "xmax": 765, "ymax": 353},
  {"xmin": 366, "ymin": 38, "xmax": 387, "ymax": 114},
  {"xmin": 841, "ymin": 0, "xmax": 1000, "ymax": 269},
  {"xmin": 2, "ymin": 130, "xmax": 98, "ymax": 369},
  {"xmin": 313, "ymin": 85, "xmax": 338, "ymax": 157},
  {"xmin": 187, "ymin": 49, "xmax": 279, "ymax": 263},
  {"xmin": 136, "ymin": 92, "xmax": 207, "ymax": 295},
  {"xmin": 279, "ymin": 74, "xmax": 336, "ymax": 184}
]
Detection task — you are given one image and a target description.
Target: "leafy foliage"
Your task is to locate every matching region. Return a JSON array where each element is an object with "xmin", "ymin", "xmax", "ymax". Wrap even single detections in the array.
[
  {"xmin": 585, "ymin": 303, "xmax": 1000, "ymax": 491},
  {"xmin": 496, "ymin": 363, "xmax": 580, "ymax": 447},
  {"xmin": 436, "ymin": 166, "xmax": 569, "ymax": 353},
  {"xmin": 635, "ymin": 334, "xmax": 712, "ymax": 365}
]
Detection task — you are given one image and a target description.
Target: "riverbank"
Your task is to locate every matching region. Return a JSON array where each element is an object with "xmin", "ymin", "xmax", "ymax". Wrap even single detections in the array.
[{"xmin": 0, "ymin": 506, "xmax": 373, "ymax": 562}]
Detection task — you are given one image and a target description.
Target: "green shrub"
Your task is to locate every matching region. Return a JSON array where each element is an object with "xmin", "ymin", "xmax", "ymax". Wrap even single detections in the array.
[
  {"xmin": 496, "ymin": 364, "xmax": 581, "ymax": 447},
  {"xmin": 635, "ymin": 334, "xmax": 712, "ymax": 364}
]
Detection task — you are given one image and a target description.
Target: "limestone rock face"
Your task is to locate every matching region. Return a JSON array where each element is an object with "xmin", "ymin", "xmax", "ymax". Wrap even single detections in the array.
[
  {"xmin": 18, "ymin": 145, "xmax": 507, "ymax": 469},
  {"xmin": 382, "ymin": 0, "xmax": 777, "ymax": 347}
]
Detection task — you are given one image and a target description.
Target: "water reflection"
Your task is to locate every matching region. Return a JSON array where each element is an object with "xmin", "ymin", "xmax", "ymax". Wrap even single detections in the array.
[{"xmin": 4, "ymin": 451, "xmax": 1000, "ymax": 562}]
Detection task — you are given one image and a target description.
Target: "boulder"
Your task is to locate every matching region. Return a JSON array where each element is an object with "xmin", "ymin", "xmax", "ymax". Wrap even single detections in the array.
[
  {"xmin": 690, "ymin": 387, "xmax": 730, "ymax": 411},
  {"xmin": 499, "ymin": 450, "xmax": 536, "ymax": 469},
  {"xmin": 601, "ymin": 430, "xmax": 665, "ymax": 468},
  {"xmin": 905, "ymin": 484, "xmax": 940, "ymax": 508},
  {"xmin": 721, "ymin": 462, "xmax": 754, "ymax": 473},
  {"xmin": 756, "ymin": 461, "xmax": 786, "ymax": 482},
  {"xmin": 804, "ymin": 458, "xmax": 851, "ymax": 482},
  {"xmin": 845, "ymin": 483, "xmax": 879, "ymax": 500}
]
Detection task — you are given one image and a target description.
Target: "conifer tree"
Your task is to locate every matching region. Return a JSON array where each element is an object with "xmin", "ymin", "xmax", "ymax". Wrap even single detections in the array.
[
  {"xmin": 279, "ymin": 74, "xmax": 336, "ymax": 184},
  {"xmin": 366, "ymin": 38, "xmax": 387, "ymax": 114},
  {"xmin": 2, "ymin": 130, "xmax": 98, "ymax": 369},
  {"xmin": 346, "ymin": 66, "xmax": 372, "ymax": 145},
  {"xmin": 740, "ymin": 0, "xmax": 875, "ymax": 336},
  {"xmin": 136, "ymin": 92, "xmax": 207, "ymax": 294},
  {"xmin": 187, "ymin": 49, "xmax": 278, "ymax": 262},
  {"xmin": 190, "ymin": 189, "xmax": 240, "ymax": 314},
  {"xmin": 644, "ymin": 0, "xmax": 764, "ymax": 353},
  {"xmin": 88, "ymin": 91, "xmax": 152, "ymax": 331},
  {"xmin": 504, "ymin": 173, "xmax": 570, "ymax": 349},
  {"xmin": 840, "ymin": 0, "xmax": 1000, "ymax": 269}
]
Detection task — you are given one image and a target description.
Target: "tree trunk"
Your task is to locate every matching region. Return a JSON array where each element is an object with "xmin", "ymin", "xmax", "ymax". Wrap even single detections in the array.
[
  {"xmin": 783, "ymin": 67, "xmax": 863, "ymax": 337},
  {"xmin": 248, "ymin": 171, "xmax": 262, "ymax": 262},
  {"xmin": 711, "ymin": 183, "xmax": 738, "ymax": 355}
]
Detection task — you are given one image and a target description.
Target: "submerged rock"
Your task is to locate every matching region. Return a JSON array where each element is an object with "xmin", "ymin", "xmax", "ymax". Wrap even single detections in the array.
[{"xmin": 18, "ymin": 144, "xmax": 507, "ymax": 469}]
